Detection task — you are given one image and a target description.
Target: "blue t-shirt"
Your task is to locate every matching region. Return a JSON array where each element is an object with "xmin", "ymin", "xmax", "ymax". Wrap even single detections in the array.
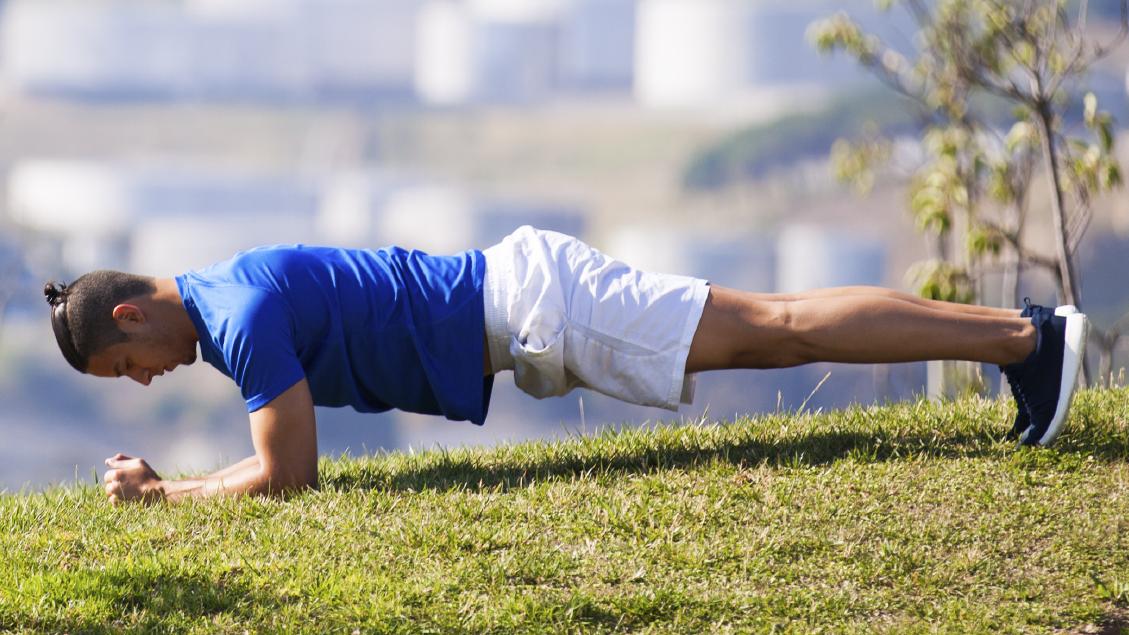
[{"xmin": 174, "ymin": 245, "xmax": 493, "ymax": 425}]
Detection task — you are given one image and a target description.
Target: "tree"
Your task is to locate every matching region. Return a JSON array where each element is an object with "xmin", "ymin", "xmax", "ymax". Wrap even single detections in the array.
[{"xmin": 810, "ymin": 0, "xmax": 1128, "ymax": 385}]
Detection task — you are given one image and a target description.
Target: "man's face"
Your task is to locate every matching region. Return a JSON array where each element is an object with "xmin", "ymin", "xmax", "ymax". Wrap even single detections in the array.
[{"xmin": 86, "ymin": 329, "xmax": 197, "ymax": 386}]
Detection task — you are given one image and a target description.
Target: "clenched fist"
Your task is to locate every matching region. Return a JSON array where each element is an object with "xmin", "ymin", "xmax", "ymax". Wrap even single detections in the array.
[{"xmin": 103, "ymin": 453, "xmax": 165, "ymax": 505}]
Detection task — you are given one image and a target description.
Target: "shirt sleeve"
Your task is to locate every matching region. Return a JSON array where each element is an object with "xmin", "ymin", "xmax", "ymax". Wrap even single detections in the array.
[{"xmin": 219, "ymin": 288, "xmax": 307, "ymax": 413}]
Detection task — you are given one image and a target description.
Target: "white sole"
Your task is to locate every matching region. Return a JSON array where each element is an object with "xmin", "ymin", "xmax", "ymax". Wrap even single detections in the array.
[{"xmin": 1025, "ymin": 312, "xmax": 1088, "ymax": 446}]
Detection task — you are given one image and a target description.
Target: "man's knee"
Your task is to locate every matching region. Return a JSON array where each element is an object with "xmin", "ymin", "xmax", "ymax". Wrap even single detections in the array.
[
  {"xmin": 688, "ymin": 290, "xmax": 813, "ymax": 371},
  {"xmin": 723, "ymin": 297, "xmax": 808, "ymax": 370},
  {"xmin": 756, "ymin": 300, "xmax": 811, "ymax": 368}
]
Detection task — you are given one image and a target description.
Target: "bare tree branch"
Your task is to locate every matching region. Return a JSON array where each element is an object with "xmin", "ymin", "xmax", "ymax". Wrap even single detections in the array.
[
  {"xmin": 1107, "ymin": 312, "xmax": 1129, "ymax": 337},
  {"xmin": 902, "ymin": 0, "xmax": 933, "ymax": 30},
  {"xmin": 1092, "ymin": 0, "xmax": 1129, "ymax": 57}
]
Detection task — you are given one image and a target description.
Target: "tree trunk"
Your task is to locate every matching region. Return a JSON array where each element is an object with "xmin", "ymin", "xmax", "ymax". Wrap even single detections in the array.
[
  {"xmin": 1003, "ymin": 245, "xmax": 1020, "ymax": 309},
  {"xmin": 1035, "ymin": 102, "xmax": 1091, "ymax": 387},
  {"xmin": 1005, "ymin": 196, "xmax": 1027, "ymax": 309},
  {"xmin": 1099, "ymin": 344, "xmax": 1113, "ymax": 388},
  {"xmin": 1092, "ymin": 328, "xmax": 1118, "ymax": 388},
  {"xmin": 1035, "ymin": 104, "xmax": 1080, "ymax": 309}
]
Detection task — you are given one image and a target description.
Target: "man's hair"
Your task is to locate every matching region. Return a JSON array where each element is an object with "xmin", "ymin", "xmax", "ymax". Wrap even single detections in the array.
[{"xmin": 44, "ymin": 271, "xmax": 156, "ymax": 373}]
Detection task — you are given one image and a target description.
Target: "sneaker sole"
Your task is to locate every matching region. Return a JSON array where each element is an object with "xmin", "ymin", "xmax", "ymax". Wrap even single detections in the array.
[{"xmin": 1025, "ymin": 312, "xmax": 1088, "ymax": 446}]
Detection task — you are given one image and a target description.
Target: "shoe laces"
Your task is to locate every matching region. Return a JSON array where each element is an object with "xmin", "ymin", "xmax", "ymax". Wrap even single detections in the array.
[
  {"xmin": 1011, "ymin": 379, "xmax": 1028, "ymax": 405},
  {"xmin": 1003, "ymin": 365, "xmax": 1024, "ymax": 400},
  {"xmin": 1010, "ymin": 377, "xmax": 1034, "ymax": 420}
]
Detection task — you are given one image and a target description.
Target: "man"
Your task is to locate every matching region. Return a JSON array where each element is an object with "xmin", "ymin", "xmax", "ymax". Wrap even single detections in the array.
[{"xmin": 44, "ymin": 226, "xmax": 1089, "ymax": 504}]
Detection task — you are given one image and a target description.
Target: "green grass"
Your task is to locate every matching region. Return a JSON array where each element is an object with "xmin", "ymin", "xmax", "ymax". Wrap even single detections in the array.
[{"xmin": 3, "ymin": 390, "xmax": 1129, "ymax": 634}]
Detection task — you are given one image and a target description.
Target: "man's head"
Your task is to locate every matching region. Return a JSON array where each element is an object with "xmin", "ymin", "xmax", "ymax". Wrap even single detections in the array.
[{"xmin": 45, "ymin": 271, "xmax": 197, "ymax": 385}]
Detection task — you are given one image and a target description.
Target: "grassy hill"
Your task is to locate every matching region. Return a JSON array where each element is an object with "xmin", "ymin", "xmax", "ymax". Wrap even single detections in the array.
[{"xmin": 3, "ymin": 389, "xmax": 1129, "ymax": 634}]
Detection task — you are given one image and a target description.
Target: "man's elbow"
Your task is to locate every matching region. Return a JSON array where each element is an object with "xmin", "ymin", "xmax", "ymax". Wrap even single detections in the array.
[{"xmin": 259, "ymin": 465, "xmax": 318, "ymax": 498}]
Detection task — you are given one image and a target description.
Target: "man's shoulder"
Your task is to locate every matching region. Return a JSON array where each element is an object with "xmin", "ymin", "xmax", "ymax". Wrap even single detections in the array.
[
  {"xmin": 225, "ymin": 244, "xmax": 320, "ymax": 269},
  {"xmin": 183, "ymin": 245, "xmax": 324, "ymax": 286},
  {"xmin": 181, "ymin": 277, "xmax": 288, "ymax": 323}
]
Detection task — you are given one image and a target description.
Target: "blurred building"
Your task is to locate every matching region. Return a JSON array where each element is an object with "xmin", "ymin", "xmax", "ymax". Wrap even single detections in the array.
[
  {"xmin": 7, "ymin": 160, "xmax": 320, "ymax": 275},
  {"xmin": 744, "ymin": 2, "xmax": 879, "ymax": 88},
  {"xmin": 318, "ymin": 171, "xmax": 586, "ymax": 253},
  {"xmin": 0, "ymin": 0, "xmax": 910, "ymax": 108},
  {"xmin": 0, "ymin": 0, "xmax": 421, "ymax": 102},
  {"xmin": 0, "ymin": 235, "xmax": 28, "ymax": 322},
  {"xmin": 634, "ymin": 0, "xmax": 747, "ymax": 108},
  {"xmin": 635, "ymin": 0, "xmax": 907, "ymax": 109},
  {"xmin": 416, "ymin": 0, "xmax": 636, "ymax": 106},
  {"xmin": 131, "ymin": 214, "xmax": 318, "ymax": 278},
  {"xmin": 416, "ymin": 0, "xmax": 565, "ymax": 106},
  {"xmin": 414, "ymin": 2, "xmax": 476, "ymax": 105},
  {"xmin": 605, "ymin": 226, "xmax": 775, "ymax": 291},
  {"xmin": 9, "ymin": 159, "xmax": 589, "ymax": 276},
  {"xmin": 775, "ymin": 224, "xmax": 885, "ymax": 292},
  {"xmin": 3, "ymin": 0, "xmax": 626, "ymax": 107},
  {"xmin": 558, "ymin": 0, "xmax": 636, "ymax": 92}
]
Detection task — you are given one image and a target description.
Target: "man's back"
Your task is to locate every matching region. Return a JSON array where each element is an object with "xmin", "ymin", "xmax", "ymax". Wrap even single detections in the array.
[{"xmin": 176, "ymin": 244, "xmax": 492, "ymax": 423}]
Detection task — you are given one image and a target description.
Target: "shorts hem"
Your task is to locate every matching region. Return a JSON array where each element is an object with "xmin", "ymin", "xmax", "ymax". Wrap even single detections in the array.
[{"xmin": 665, "ymin": 279, "xmax": 710, "ymax": 409}]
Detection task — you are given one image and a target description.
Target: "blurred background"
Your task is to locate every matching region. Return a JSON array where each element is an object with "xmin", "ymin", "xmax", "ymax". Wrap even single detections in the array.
[{"xmin": 0, "ymin": 0, "xmax": 1126, "ymax": 491}]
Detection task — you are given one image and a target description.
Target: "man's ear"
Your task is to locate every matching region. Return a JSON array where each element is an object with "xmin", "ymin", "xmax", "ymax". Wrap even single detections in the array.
[{"xmin": 112, "ymin": 304, "xmax": 146, "ymax": 332}]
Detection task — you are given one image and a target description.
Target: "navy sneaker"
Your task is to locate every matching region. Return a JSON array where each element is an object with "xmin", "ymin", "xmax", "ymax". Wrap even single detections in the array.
[
  {"xmin": 1003, "ymin": 308, "xmax": 1089, "ymax": 446},
  {"xmin": 1002, "ymin": 300, "xmax": 1077, "ymax": 440}
]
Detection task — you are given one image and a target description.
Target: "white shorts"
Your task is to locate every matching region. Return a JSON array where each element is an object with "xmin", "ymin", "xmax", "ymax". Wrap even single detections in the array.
[{"xmin": 482, "ymin": 226, "xmax": 710, "ymax": 410}]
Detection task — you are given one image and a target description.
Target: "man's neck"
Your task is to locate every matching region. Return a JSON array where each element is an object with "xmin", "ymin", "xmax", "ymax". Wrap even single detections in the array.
[{"xmin": 153, "ymin": 277, "xmax": 199, "ymax": 345}]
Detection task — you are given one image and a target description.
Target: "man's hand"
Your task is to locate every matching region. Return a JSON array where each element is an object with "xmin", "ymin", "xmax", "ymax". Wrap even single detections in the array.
[{"xmin": 103, "ymin": 453, "xmax": 165, "ymax": 505}]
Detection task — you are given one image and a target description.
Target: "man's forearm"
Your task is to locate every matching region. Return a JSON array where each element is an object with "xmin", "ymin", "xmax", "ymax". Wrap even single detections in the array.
[
  {"xmin": 158, "ymin": 455, "xmax": 311, "ymax": 502},
  {"xmin": 155, "ymin": 380, "xmax": 320, "ymax": 502},
  {"xmin": 204, "ymin": 455, "xmax": 261, "ymax": 481}
]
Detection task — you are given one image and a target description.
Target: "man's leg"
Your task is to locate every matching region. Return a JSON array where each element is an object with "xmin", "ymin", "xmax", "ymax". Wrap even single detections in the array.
[
  {"xmin": 745, "ymin": 285, "xmax": 1021, "ymax": 319},
  {"xmin": 683, "ymin": 285, "xmax": 1087, "ymax": 447},
  {"xmin": 685, "ymin": 286, "xmax": 1036, "ymax": 372}
]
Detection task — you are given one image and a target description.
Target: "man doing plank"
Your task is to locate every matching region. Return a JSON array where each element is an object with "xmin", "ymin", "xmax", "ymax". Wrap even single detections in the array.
[{"xmin": 43, "ymin": 226, "xmax": 1089, "ymax": 503}]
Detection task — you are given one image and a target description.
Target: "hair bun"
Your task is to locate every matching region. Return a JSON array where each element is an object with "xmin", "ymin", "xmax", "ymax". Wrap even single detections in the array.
[{"xmin": 44, "ymin": 282, "xmax": 68, "ymax": 307}]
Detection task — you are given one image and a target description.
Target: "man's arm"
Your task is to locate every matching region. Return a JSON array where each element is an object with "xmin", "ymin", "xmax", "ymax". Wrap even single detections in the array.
[
  {"xmin": 103, "ymin": 379, "xmax": 318, "ymax": 503},
  {"xmin": 199, "ymin": 455, "xmax": 262, "ymax": 482}
]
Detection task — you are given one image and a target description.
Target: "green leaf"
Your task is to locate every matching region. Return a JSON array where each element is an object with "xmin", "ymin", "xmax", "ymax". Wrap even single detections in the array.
[
  {"xmin": 1098, "ymin": 120, "xmax": 1114, "ymax": 154},
  {"xmin": 807, "ymin": 13, "xmax": 866, "ymax": 56},
  {"xmin": 1104, "ymin": 162, "xmax": 1122, "ymax": 189},
  {"xmin": 987, "ymin": 163, "xmax": 1013, "ymax": 204},
  {"xmin": 1013, "ymin": 41, "xmax": 1036, "ymax": 67},
  {"xmin": 952, "ymin": 185, "xmax": 969, "ymax": 208},
  {"xmin": 968, "ymin": 225, "xmax": 1003, "ymax": 256},
  {"xmin": 907, "ymin": 259, "xmax": 974, "ymax": 303}
]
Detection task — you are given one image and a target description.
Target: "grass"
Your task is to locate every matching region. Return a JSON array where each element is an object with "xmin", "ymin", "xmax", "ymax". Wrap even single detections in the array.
[{"xmin": 3, "ymin": 389, "xmax": 1129, "ymax": 634}]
